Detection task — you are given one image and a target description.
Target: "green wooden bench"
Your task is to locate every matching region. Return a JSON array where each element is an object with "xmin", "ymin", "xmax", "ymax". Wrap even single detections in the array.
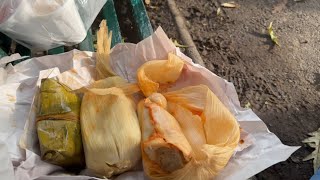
[{"xmin": 0, "ymin": 0, "xmax": 153, "ymax": 63}]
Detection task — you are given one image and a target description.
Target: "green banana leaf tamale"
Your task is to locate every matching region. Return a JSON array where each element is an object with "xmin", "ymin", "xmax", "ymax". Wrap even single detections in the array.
[{"xmin": 36, "ymin": 78, "xmax": 84, "ymax": 168}]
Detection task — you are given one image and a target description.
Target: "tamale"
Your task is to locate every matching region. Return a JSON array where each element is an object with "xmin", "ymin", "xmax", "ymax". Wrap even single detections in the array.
[
  {"xmin": 81, "ymin": 77, "xmax": 141, "ymax": 178},
  {"xmin": 137, "ymin": 86, "xmax": 240, "ymax": 180},
  {"xmin": 136, "ymin": 54, "xmax": 240, "ymax": 179},
  {"xmin": 137, "ymin": 53, "xmax": 184, "ymax": 97},
  {"xmin": 164, "ymin": 85, "xmax": 240, "ymax": 179},
  {"xmin": 138, "ymin": 93, "xmax": 193, "ymax": 176},
  {"xmin": 37, "ymin": 78, "xmax": 84, "ymax": 167}
]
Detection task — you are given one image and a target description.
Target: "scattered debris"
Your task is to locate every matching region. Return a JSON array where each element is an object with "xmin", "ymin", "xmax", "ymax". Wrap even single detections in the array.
[
  {"xmin": 170, "ymin": 38, "xmax": 189, "ymax": 48},
  {"xmin": 272, "ymin": 0, "xmax": 288, "ymax": 13},
  {"xmin": 245, "ymin": 102, "xmax": 251, "ymax": 109},
  {"xmin": 290, "ymin": 156, "xmax": 300, "ymax": 163},
  {"xmin": 217, "ymin": 7, "xmax": 222, "ymax": 16},
  {"xmin": 268, "ymin": 22, "xmax": 280, "ymax": 46},
  {"xmin": 10, "ymin": 41, "xmax": 16, "ymax": 54},
  {"xmin": 300, "ymin": 40, "xmax": 308, "ymax": 44},
  {"xmin": 303, "ymin": 128, "xmax": 320, "ymax": 173},
  {"xmin": 221, "ymin": 2, "xmax": 239, "ymax": 8},
  {"xmin": 148, "ymin": 5, "xmax": 158, "ymax": 9}
]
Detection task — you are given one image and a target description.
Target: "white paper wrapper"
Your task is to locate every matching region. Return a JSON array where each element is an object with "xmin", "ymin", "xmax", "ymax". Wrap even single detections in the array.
[
  {"xmin": 0, "ymin": 27, "xmax": 299, "ymax": 180},
  {"xmin": 0, "ymin": 140, "xmax": 14, "ymax": 180}
]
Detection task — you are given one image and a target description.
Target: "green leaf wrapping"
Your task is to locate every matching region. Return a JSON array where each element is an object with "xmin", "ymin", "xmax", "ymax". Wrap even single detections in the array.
[{"xmin": 37, "ymin": 78, "xmax": 84, "ymax": 168}]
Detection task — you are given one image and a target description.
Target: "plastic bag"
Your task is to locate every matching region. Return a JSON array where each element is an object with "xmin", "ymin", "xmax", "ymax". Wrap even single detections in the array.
[{"xmin": 0, "ymin": 0, "xmax": 106, "ymax": 50}]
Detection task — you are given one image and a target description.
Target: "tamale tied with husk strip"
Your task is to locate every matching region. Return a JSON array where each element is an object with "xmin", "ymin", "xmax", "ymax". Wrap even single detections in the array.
[
  {"xmin": 36, "ymin": 78, "xmax": 85, "ymax": 168},
  {"xmin": 79, "ymin": 20, "xmax": 142, "ymax": 178},
  {"xmin": 136, "ymin": 53, "xmax": 240, "ymax": 180},
  {"xmin": 80, "ymin": 76, "xmax": 142, "ymax": 178}
]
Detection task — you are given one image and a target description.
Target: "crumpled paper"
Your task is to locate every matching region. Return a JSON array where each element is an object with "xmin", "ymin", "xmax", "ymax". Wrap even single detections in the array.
[
  {"xmin": 0, "ymin": 140, "xmax": 14, "ymax": 180},
  {"xmin": 0, "ymin": 27, "xmax": 299, "ymax": 180}
]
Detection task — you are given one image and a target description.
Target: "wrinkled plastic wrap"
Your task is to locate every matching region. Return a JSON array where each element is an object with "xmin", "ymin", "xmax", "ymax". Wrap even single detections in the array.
[
  {"xmin": 0, "ymin": 0, "xmax": 106, "ymax": 50},
  {"xmin": 0, "ymin": 27, "xmax": 299, "ymax": 180}
]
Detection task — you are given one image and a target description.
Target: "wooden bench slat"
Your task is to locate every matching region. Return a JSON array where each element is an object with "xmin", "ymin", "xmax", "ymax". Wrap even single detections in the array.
[
  {"xmin": 102, "ymin": 0, "xmax": 122, "ymax": 47},
  {"xmin": 0, "ymin": 33, "xmax": 10, "ymax": 58},
  {"xmin": 0, "ymin": 48, "xmax": 7, "ymax": 59},
  {"xmin": 79, "ymin": 29, "xmax": 95, "ymax": 52},
  {"xmin": 48, "ymin": 46, "xmax": 64, "ymax": 55},
  {"xmin": 129, "ymin": 0, "xmax": 153, "ymax": 40},
  {"xmin": 15, "ymin": 44, "xmax": 31, "ymax": 57}
]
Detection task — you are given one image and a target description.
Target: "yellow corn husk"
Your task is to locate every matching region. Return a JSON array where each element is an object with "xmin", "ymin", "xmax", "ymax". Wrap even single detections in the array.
[
  {"xmin": 96, "ymin": 20, "xmax": 115, "ymax": 79},
  {"xmin": 136, "ymin": 55, "xmax": 240, "ymax": 179},
  {"xmin": 137, "ymin": 53, "xmax": 184, "ymax": 97},
  {"xmin": 37, "ymin": 78, "xmax": 84, "ymax": 167},
  {"xmin": 138, "ymin": 86, "xmax": 240, "ymax": 179},
  {"xmin": 138, "ymin": 93, "xmax": 192, "ymax": 175},
  {"xmin": 165, "ymin": 85, "xmax": 240, "ymax": 173},
  {"xmin": 80, "ymin": 76, "xmax": 141, "ymax": 178}
]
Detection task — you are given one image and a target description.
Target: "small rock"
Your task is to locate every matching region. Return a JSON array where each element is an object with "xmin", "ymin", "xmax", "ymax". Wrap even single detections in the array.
[
  {"xmin": 290, "ymin": 156, "xmax": 300, "ymax": 163},
  {"xmin": 184, "ymin": 11, "xmax": 191, "ymax": 18},
  {"xmin": 202, "ymin": 50, "xmax": 208, "ymax": 56},
  {"xmin": 207, "ymin": 63, "xmax": 214, "ymax": 71},
  {"xmin": 300, "ymin": 40, "xmax": 308, "ymax": 44},
  {"xmin": 292, "ymin": 39, "xmax": 300, "ymax": 47}
]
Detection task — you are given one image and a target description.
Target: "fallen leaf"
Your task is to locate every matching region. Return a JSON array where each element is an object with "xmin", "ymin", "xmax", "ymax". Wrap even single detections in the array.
[
  {"xmin": 221, "ymin": 2, "xmax": 239, "ymax": 8},
  {"xmin": 121, "ymin": 37, "xmax": 128, "ymax": 43},
  {"xmin": 245, "ymin": 102, "xmax": 251, "ymax": 109},
  {"xmin": 217, "ymin": 7, "xmax": 222, "ymax": 16},
  {"xmin": 7, "ymin": 94, "xmax": 16, "ymax": 103},
  {"xmin": 268, "ymin": 22, "xmax": 280, "ymax": 46},
  {"xmin": 148, "ymin": 5, "xmax": 157, "ymax": 9},
  {"xmin": 303, "ymin": 128, "xmax": 320, "ymax": 173},
  {"xmin": 170, "ymin": 38, "xmax": 189, "ymax": 48},
  {"xmin": 145, "ymin": 0, "xmax": 150, "ymax": 5}
]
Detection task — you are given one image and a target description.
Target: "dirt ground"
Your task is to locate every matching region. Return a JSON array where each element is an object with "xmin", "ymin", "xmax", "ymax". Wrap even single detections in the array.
[{"xmin": 147, "ymin": 0, "xmax": 320, "ymax": 179}]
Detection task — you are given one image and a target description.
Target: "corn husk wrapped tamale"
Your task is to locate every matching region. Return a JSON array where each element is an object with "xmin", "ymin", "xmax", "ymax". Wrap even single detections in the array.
[
  {"xmin": 81, "ymin": 76, "xmax": 141, "ymax": 178},
  {"xmin": 80, "ymin": 21, "xmax": 141, "ymax": 177},
  {"xmin": 136, "ymin": 54, "xmax": 240, "ymax": 179},
  {"xmin": 137, "ymin": 93, "xmax": 193, "ymax": 175},
  {"xmin": 37, "ymin": 78, "xmax": 84, "ymax": 167}
]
